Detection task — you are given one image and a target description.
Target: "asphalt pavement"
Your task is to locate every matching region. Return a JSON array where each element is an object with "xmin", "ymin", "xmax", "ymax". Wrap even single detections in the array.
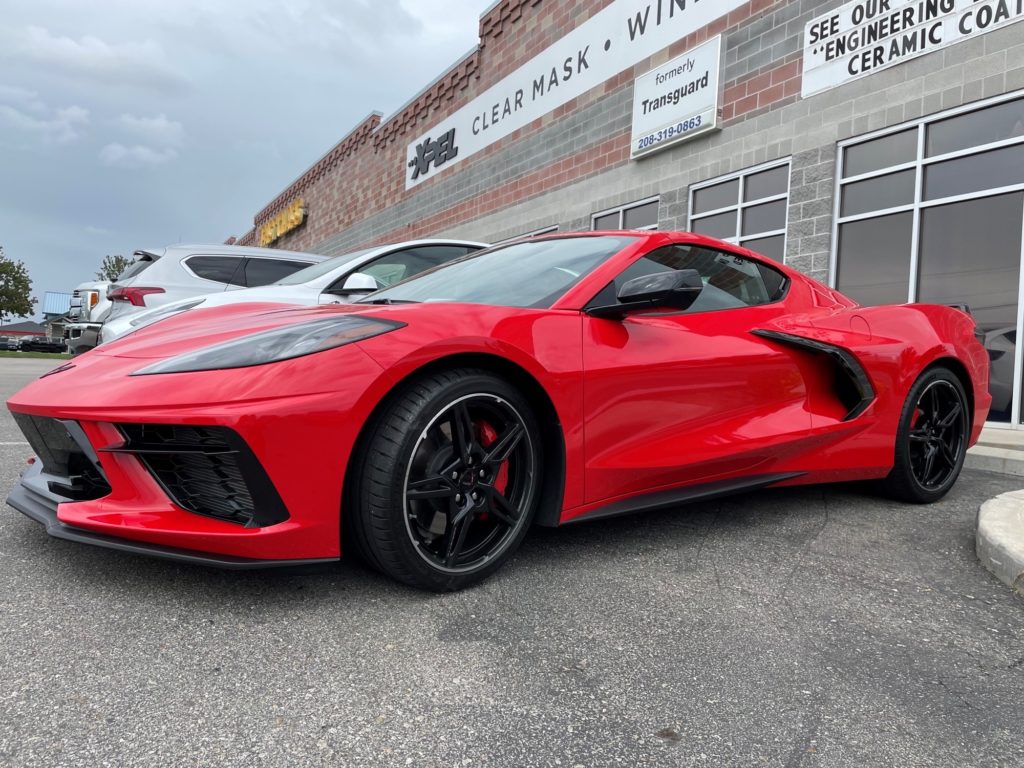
[{"xmin": 1, "ymin": 358, "xmax": 1022, "ymax": 768}]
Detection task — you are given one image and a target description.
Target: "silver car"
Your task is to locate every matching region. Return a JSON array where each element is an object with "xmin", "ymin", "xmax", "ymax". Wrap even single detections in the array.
[
  {"xmin": 103, "ymin": 244, "xmax": 328, "ymax": 325},
  {"xmin": 100, "ymin": 239, "xmax": 487, "ymax": 344}
]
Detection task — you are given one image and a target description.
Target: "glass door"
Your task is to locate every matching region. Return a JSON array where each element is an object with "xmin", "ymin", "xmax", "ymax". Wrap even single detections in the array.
[{"xmin": 917, "ymin": 192, "xmax": 1024, "ymax": 424}]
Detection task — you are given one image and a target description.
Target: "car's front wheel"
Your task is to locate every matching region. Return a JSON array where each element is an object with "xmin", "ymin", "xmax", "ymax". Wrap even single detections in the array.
[
  {"xmin": 349, "ymin": 368, "xmax": 543, "ymax": 591},
  {"xmin": 882, "ymin": 366, "xmax": 970, "ymax": 503}
]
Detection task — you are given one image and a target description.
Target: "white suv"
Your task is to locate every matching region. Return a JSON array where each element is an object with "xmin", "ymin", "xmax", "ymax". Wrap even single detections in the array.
[
  {"xmin": 103, "ymin": 244, "xmax": 328, "ymax": 325},
  {"xmin": 100, "ymin": 239, "xmax": 486, "ymax": 343}
]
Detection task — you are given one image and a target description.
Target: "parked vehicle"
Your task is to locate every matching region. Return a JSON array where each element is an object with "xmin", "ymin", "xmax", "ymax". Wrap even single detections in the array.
[
  {"xmin": 103, "ymin": 244, "xmax": 329, "ymax": 326},
  {"xmin": 6, "ymin": 231, "xmax": 990, "ymax": 591},
  {"xmin": 64, "ymin": 280, "xmax": 112, "ymax": 355},
  {"xmin": 100, "ymin": 239, "xmax": 486, "ymax": 343},
  {"xmin": 18, "ymin": 337, "xmax": 66, "ymax": 353},
  {"xmin": 0, "ymin": 336, "xmax": 20, "ymax": 351}
]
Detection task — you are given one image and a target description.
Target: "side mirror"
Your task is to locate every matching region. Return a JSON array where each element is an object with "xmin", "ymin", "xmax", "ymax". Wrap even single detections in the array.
[
  {"xmin": 588, "ymin": 269, "xmax": 704, "ymax": 319},
  {"xmin": 330, "ymin": 272, "xmax": 379, "ymax": 296}
]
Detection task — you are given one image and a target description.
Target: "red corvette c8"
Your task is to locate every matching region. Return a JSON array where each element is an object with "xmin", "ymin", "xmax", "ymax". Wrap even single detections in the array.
[{"xmin": 6, "ymin": 232, "xmax": 990, "ymax": 590}]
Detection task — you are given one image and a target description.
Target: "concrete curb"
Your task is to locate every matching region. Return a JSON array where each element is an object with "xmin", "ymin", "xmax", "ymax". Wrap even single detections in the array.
[{"xmin": 976, "ymin": 490, "xmax": 1024, "ymax": 596}]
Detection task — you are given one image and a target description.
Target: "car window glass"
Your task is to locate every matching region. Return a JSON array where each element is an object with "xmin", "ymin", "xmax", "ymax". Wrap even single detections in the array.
[
  {"xmin": 588, "ymin": 244, "xmax": 786, "ymax": 313},
  {"xmin": 329, "ymin": 246, "xmax": 480, "ymax": 291},
  {"xmin": 363, "ymin": 236, "xmax": 638, "ymax": 309},
  {"xmin": 244, "ymin": 258, "xmax": 310, "ymax": 287},
  {"xmin": 185, "ymin": 256, "xmax": 245, "ymax": 286},
  {"xmin": 119, "ymin": 253, "xmax": 160, "ymax": 280}
]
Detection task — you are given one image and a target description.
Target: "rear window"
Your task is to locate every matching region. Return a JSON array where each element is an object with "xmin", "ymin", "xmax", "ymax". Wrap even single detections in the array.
[
  {"xmin": 244, "ymin": 258, "xmax": 312, "ymax": 287},
  {"xmin": 119, "ymin": 252, "xmax": 160, "ymax": 281},
  {"xmin": 185, "ymin": 256, "xmax": 245, "ymax": 286}
]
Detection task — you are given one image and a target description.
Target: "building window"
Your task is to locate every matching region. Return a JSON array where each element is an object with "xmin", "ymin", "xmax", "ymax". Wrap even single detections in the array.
[
  {"xmin": 688, "ymin": 160, "xmax": 791, "ymax": 263},
  {"xmin": 592, "ymin": 197, "xmax": 659, "ymax": 231},
  {"xmin": 833, "ymin": 92, "xmax": 1024, "ymax": 425}
]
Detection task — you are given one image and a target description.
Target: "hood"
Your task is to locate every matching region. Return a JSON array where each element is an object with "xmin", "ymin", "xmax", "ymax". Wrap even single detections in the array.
[{"xmin": 94, "ymin": 302, "xmax": 394, "ymax": 360}]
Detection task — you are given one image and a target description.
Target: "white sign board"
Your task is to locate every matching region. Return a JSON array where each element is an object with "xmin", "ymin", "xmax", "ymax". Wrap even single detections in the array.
[
  {"xmin": 630, "ymin": 35, "xmax": 722, "ymax": 159},
  {"xmin": 404, "ymin": 0, "xmax": 746, "ymax": 189},
  {"xmin": 803, "ymin": 0, "xmax": 1024, "ymax": 98}
]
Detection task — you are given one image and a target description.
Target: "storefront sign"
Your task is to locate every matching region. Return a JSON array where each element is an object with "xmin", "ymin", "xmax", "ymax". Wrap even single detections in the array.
[
  {"xmin": 803, "ymin": 0, "xmax": 1024, "ymax": 98},
  {"xmin": 405, "ymin": 0, "xmax": 746, "ymax": 189},
  {"xmin": 258, "ymin": 198, "xmax": 306, "ymax": 247},
  {"xmin": 630, "ymin": 36, "xmax": 722, "ymax": 159}
]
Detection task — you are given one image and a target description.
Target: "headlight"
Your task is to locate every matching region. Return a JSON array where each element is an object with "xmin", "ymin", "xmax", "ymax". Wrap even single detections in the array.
[{"xmin": 132, "ymin": 316, "xmax": 403, "ymax": 375}]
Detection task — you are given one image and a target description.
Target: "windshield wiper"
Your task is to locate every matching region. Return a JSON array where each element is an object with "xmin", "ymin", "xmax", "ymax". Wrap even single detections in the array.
[{"xmin": 360, "ymin": 298, "xmax": 420, "ymax": 305}]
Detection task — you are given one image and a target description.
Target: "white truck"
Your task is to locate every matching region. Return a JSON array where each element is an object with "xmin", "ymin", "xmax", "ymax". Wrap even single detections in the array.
[{"xmin": 64, "ymin": 280, "xmax": 112, "ymax": 355}]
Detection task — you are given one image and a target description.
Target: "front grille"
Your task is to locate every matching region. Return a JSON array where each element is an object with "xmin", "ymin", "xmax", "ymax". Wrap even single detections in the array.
[
  {"xmin": 12, "ymin": 413, "xmax": 111, "ymax": 501},
  {"xmin": 115, "ymin": 424, "xmax": 288, "ymax": 528}
]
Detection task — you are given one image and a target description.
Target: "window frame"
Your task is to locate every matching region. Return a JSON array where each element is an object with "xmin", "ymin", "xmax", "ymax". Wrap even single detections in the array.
[
  {"xmin": 182, "ymin": 255, "xmax": 246, "ymax": 286},
  {"xmin": 832, "ymin": 90, "xmax": 1024, "ymax": 296},
  {"xmin": 584, "ymin": 241, "xmax": 790, "ymax": 316},
  {"xmin": 242, "ymin": 256, "xmax": 315, "ymax": 287},
  {"xmin": 687, "ymin": 158, "xmax": 792, "ymax": 261},
  {"xmin": 591, "ymin": 196, "xmax": 660, "ymax": 231},
  {"xmin": 325, "ymin": 244, "xmax": 483, "ymax": 293},
  {"xmin": 832, "ymin": 89, "xmax": 1024, "ymax": 428}
]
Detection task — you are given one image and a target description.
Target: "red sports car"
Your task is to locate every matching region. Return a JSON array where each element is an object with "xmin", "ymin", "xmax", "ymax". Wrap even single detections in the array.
[{"xmin": 6, "ymin": 232, "xmax": 990, "ymax": 590}]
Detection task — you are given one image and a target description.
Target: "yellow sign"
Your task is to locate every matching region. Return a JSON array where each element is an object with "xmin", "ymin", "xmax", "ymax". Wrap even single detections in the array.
[{"xmin": 259, "ymin": 199, "xmax": 307, "ymax": 246}]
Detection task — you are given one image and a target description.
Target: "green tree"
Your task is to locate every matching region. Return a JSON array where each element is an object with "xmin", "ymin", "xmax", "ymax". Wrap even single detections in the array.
[
  {"xmin": 95, "ymin": 253, "xmax": 133, "ymax": 281},
  {"xmin": 0, "ymin": 246, "xmax": 36, "ymax": 324}
]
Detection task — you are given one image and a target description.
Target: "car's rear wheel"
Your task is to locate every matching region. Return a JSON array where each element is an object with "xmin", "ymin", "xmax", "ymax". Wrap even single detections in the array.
[
  {"xmin": 349, "ymin": 368, "xmax": 542, "ymax": 591},
  {"xmin": 882, "ymin": 366, "xmax": 969, "ymax": 503}
]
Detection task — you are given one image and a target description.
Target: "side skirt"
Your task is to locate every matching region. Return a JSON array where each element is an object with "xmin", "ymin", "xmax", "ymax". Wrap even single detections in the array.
[{"xmin": 562, "ymin": 472, "xmax": 805, "ymax": 525}]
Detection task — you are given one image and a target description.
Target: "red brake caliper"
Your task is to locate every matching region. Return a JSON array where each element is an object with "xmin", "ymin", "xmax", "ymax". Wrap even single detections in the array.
[{"xmin": 476, "ymin": 421, "xmax": 509, "ymax": 522}]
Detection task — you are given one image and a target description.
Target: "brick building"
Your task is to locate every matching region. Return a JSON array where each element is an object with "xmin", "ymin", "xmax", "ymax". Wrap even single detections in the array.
[{"xmin": 236, "ymin": 0, "xmax": 1024, "ymax": 426}]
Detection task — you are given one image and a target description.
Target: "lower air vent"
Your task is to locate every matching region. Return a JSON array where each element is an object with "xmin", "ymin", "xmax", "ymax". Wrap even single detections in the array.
[
  {"xmin": 12, "ymin": 413, "xmax": 111, "ymax": 501},
  {"xmin": 112, "ymin": 424, "xmax": 288, "ymax": 528}
]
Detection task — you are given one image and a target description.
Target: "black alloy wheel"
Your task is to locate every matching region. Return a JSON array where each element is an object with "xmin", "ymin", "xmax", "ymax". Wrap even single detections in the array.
[
  {"xmin": 883, "ymin": 366, "xmax": 969, "ymax": 503},
  {"xmin": 349, "ymin": 369, "xmax": 543, "ymax": 591},
  {"xmin": 907, "ymin": 379, "xmax": 967, "ymax": 490},
  {"xmin": 403, "ymin": 393, "xmax": 535, "ymax": 573}
]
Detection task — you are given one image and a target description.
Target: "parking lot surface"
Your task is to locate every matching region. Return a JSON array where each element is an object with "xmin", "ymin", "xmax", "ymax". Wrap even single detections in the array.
[{"xmin": 1, "ymin": 358, "xmax": 1022, "ymax": 767}]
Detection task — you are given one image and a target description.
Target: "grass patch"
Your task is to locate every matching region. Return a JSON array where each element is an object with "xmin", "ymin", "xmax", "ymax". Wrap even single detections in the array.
[{"xmin": 0, "ymin": 351, "xmax": 72, "ymax": 360}]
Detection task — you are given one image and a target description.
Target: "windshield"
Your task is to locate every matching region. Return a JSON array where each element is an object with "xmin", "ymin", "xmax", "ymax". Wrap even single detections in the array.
[
  {"xmin": 273, "ymin": 247, "xmax": 376, "ymax": 285},
  {"xmin": 359, "ymin": 236, "xmax": 637, "ymax": 308}
]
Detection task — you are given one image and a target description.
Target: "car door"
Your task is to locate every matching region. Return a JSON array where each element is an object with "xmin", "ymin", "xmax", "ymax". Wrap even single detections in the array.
[
  {"xmin": 581, "ymin": 243, "xmax": 813, "ymax": 505},
  {"xmin": 318, "ymin": 245, "xmax": 481, "ymax": 304}
]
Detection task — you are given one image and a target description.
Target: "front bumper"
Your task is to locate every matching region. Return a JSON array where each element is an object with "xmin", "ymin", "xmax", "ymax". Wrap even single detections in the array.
[{"xmin": 7, "ymin": 462, "xmax": 336, "ymax": 569}]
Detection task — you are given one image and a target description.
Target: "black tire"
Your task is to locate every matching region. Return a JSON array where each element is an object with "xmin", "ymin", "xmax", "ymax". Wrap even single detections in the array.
[
  {"xmin": 882, "ymin": 366, "xmax": 970, "ymax": 503},
  {"xmin": 348, "ymin": 368, "xmax": 543, "ymax": 591}
]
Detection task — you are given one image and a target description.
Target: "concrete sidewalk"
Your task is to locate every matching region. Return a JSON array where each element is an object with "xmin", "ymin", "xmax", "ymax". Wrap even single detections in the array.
[{"xmin": 967, "ymin": 426, "xmax": 1024, "ymax": 476}]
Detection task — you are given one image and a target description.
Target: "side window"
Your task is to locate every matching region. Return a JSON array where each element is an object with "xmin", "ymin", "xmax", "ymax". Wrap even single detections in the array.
[
  {"xmin": 330, "ymin": 246, "xmax": 479, "ymax": 291},
  {"xmin": 185, "ymin": 256, "xmax": 245, "ymax": 286},
  {"xmin": 244, "ymin": 258, "xmax": 310, "ymax": 287},
  {"xmin": 588, "ymin": 244, "xmax": 788, "ymax": 313}
]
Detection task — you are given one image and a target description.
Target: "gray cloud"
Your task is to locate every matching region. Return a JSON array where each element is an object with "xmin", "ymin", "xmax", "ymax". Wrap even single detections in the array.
[
  {"xmin": 99, "ymin": 142, "xmax": 177, "ymax": 169},
  {"xmin": 0, "ymin": 0, "xmax": 492, "ymax": 318},
  {"xmin": 0, "ymin": 25, "xmax": 189, "ymax": 93},
  {"xmin": 115, "ymin": 113, "xmax": 184, "ymax": 148},
  {"xmin": 0, "ymin": 100, "xmax": 88, "ymax": 145}
]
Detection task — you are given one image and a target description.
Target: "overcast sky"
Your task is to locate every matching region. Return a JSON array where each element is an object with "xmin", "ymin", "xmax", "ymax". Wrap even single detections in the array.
[{"xmin": 0, "ymin": 0, "xmax": 492, "ymax": 318}]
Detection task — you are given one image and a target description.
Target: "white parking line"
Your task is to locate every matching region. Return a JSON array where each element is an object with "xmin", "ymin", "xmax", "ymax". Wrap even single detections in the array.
[{"xmin": 0, "ymin": 442, "xmax": 29, "ymax": 446}]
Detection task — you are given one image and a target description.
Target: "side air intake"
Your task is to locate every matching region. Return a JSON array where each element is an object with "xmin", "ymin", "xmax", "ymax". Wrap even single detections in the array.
[{"xmin": 751, "ymin": 330, "xmax": 876, "ymax": 421}]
